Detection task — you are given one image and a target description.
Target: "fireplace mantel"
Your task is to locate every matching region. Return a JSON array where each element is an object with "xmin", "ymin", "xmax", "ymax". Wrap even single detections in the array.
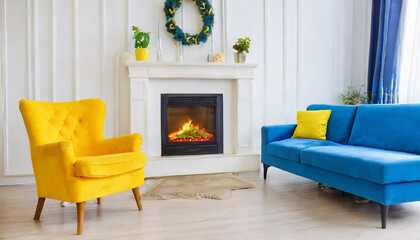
[
  {"xmin": 126, "ymin": 61, "xmax": 260, "ymax": 177},
  {"xmin": 126, "ymin": 61, "xmax": 257, "ymax": 79}
]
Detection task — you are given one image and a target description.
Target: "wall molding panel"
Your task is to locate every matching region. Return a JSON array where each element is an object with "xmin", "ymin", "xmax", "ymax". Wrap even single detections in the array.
[
  {"xmin": 26, "ymin": 0, "xmax": 33, "ymax": 100},
  {"xmin": 100, "ymin": 0, "xmax": 106, "ymax": 98},
  {"xmin": 351, "ymin": 0, "xmax": 372, "ymax": 87},
  {"xmin": 73, "ymin": 0, "xmax": 79, "ymax": 100},
  {"xmin": 263, "ymin": 0, "xmax": 268, "ymax": 125},
  {"xmin": 221, "ymin": 0, "xmax": 227, "ymax": 54},
  {"xmin": 33, "ymin": 0, "xmax": 40, "ymax": 100},
  {"xmin": 114, "ymin": 53, "xmax": 120, "ymax": 137},
  {"xmin": 0, "ymin": 0, "xmax": 371, "ymax": 180},
  {"xmin": 51, "ymin": 0, "xmax": 57, "ymax": 101},
  {"xmin": 296, "ymin": 0, "xmax": 301, "ymax": 111},
  {"xmin": 330, "ymin": 0, "xmax": 335, "ymax": 104},
  {"xmin": 1, "ymin": 0, "xmax": 9, "ymax": 176},
  {"xmin": 281, "ymin": 0, "xmax": 287, "ymax": 106}
]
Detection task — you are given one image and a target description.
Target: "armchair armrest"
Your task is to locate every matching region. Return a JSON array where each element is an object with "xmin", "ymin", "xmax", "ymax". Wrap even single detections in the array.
[
  {"xmin": 31, "ymin": 140, "xmax": 76, "ymax": 192},
  {"xmin": 261, "ymin": 124, "xmax": 297, "ymax": 146},
  {"xmin": 95, "ymin": 133, "xmax": 143, "ymax": 155}
]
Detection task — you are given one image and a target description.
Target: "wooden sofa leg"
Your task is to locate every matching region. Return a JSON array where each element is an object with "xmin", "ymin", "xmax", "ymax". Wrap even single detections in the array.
[
  {"xmin": 378, "ymin": 203, "xmax": 390, "ymax": 229},
  {"xmin": 263, "ymin": 163, "xmax": 270, "ymax": 180},
  {"xmin": 132, "ymin": 188, "xmax": 143, "ymax": 211},
  {"xmin": 97, "ymin": 198, "xmax": 101, "ymax": 205},
  {"xmin": 34, "ymin": 198, "xmax": 46, "ymax": 220},
  {"xmin": 76, "ymin": 202, "xmax": 86, "ymax": 235}
]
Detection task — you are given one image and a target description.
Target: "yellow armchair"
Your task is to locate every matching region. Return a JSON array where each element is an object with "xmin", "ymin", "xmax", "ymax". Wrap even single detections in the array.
[{"xmin": 19, "ymin": 98, "xmax": 146, "ymax": 235}]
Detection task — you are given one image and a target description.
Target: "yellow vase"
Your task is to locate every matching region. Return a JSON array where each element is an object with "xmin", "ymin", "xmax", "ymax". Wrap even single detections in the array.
[{"xmin": 135, "ymin": 48, "xmax": 150, "ymax": 61}]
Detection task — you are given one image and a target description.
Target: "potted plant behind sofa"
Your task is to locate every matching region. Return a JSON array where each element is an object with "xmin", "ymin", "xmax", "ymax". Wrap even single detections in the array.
[
  {"xmin": 132, "ymin": 26, "xmax": 151, "ymax": 61},
  {"xmin": 339, "ymin": 85, "xmax": 368, "ymax": 105},
  {"xmin": 233, "ymin": 37, "xmax": 251, "ymax": 63}
]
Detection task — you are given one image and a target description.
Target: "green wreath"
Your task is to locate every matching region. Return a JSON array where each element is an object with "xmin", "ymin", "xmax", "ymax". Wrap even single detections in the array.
[{"xmin": 164, "ymin": 0, "xmax": 214, "ymax": 46}]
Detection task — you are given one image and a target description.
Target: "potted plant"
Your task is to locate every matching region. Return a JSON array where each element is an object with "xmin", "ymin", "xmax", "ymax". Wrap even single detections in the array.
[
  {"xmin": 132, "ymin": 26, "xmax": 151, "ymax": 61},
  {"xmin": 233, "ymin": 37, "xmax": 251, "ymax": 63},
  {"xmin": 339, "ymin": 84, "xmax": 368, "ymax": 105}
]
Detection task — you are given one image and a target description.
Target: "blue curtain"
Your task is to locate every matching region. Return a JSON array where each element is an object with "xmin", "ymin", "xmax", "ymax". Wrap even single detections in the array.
[{"xmin": 367, "ymin": 0, "xmax": 403, "ymax": 104}]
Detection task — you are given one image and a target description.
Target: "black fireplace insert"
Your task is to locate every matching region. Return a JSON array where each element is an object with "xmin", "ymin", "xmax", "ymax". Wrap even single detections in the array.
[{"xmin": 161, "ymin": 94, "xmax": 223, "ymax": 156}]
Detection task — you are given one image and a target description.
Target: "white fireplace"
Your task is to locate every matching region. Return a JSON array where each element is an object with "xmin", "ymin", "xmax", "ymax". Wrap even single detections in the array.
[{"xmin": 126, "ymin": 61, "xmax": 260, "ymax": 177}]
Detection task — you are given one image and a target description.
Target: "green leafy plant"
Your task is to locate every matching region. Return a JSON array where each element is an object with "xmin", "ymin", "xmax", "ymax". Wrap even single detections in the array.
[
  {"xmin": 318, "ymin": 183, "xmax": 333, "ymax": 190},
  {"xmin": 233, "ymin": 37, "xmax": 251, "ymax": 54},
  {"xmin": 132, "ymin": 26, "xmax": 151, "ymax": 49},
  {"xmin": 339, "ymin": 85, "xmax": 368, "ymax": 105}
]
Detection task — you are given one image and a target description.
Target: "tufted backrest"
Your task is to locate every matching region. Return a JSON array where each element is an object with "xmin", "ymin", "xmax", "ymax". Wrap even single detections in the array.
[{"xmin": 19, "ymin": 99, "xmax": 106, "ymax": 157}]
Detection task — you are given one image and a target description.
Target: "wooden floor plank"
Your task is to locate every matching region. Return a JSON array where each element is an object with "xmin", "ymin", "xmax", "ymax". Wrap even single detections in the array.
[{"xmin": 1, "ymin": 169, "xmax": 420, "ymax": 239}]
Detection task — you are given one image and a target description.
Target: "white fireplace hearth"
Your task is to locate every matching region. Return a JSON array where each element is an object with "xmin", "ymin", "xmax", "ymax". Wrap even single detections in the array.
[{"xmin": 126, "ymin": 61, "xmax": 260, "ymax": 177}]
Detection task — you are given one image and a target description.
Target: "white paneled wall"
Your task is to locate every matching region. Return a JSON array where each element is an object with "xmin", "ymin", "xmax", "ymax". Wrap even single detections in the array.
[
  {"xmin": 0, "ymin": 0, "xmax": 371, "ymax": 179},
  {"xmin": 351, "ymin": 0, "xmax": 372, "ymax": 87},
  {"xmin": 265, "ymin": 0, "xmax": 371, "ymax": 125}
]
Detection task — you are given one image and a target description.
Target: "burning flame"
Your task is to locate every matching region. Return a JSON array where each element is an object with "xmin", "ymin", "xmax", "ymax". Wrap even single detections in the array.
[
  {"xmin": 181, "ymin": 118, "xmax": 199, "ymax": 132},
  {"xmin": 168, "ymin": 118, "xmax": 214, "ymax": 142}
]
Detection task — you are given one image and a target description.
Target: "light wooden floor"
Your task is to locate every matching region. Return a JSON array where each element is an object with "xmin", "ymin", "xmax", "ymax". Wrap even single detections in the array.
[{"xmin": 2, "ymin": 168, "xmax": 420, "ymax": 239}]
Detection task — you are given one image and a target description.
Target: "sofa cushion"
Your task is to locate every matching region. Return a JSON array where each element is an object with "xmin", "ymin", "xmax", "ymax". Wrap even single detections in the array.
[
  {"xmin": 74, "ymin": 152, "xmax": 146, "ymax": 178},
  {"xmin": 267, "ymin": 138, "xmax": 341, "ymax": 162},
  {"xmin": 348, "ymin": 104, "xmax": 420, "ymax": 154},
  {"xmin": 306, "ymin": 104, "xmax": 357, "ymax": 144},
  {"xmin": 301, "ymin": 145, "xmax": 420, "ymax": 184}
]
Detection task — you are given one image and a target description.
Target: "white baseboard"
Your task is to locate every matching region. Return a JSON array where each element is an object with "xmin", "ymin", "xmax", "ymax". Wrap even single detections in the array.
[
  {"xmin": 0, "ymin": 176, "xmax": 36, "ymax": 186},
  {"xmin": 146, "ymin": 153, "xmax": 261, "ymax": 178}
]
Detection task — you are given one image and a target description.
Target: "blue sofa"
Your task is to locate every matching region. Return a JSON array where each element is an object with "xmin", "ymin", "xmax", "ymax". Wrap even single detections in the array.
[{"xmin": 261, "ymin": 104, "xmax": 420, "ymax": 229}]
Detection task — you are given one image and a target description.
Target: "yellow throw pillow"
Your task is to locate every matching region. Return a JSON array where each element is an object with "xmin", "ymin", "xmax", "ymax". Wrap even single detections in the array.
[{"xmin": 291, "ymin": 110, "xmax": 332, "ymax": 140}]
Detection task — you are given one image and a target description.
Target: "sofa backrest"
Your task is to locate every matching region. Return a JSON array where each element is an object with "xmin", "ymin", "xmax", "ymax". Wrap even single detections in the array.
[
  {"xmin": 348, "ymin": 104, "xmax": 420, "ymax": 154},
  {"xmin": 306, "ymin": 104, "xmax": 357, "ymax": 144}
]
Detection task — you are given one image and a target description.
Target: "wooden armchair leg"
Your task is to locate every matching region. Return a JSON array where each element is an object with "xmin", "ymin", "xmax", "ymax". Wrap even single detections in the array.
[
  {"xmin": 34, "ymin": 198, "xmax": 46, "ymax": 220},
  {"xmin": 76, "ymin": 202, "xmax": 86, "ymax": 235},
  {"xmin": 132, "ymin": 187, "xmax": 143, "ymax": 211},
  {"xmin": 97, "ymin": 198, "xmax": 101, "ymax": 205}
]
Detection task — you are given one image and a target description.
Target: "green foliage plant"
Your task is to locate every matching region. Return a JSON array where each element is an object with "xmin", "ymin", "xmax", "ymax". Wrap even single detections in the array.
[
  {"xmin": 233, "ymin": 37, "xmax": 251, "ymax": 54},
  {"xmin": 339, "ymin": 85, "xmax": 368, "ymax": 105},
  {"xmin": 132, "ymin": 26, "xmax": 151, "ymax": 49}
]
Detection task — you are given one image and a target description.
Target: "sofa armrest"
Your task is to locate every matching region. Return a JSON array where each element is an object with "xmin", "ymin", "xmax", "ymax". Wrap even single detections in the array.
[
  {"xmin": 95, "ymin": 133, "xmax": 143, "ymax": 155},
  {"xmin": 261, "ymin": 124, "xmax": 297, "ymax": 146}
]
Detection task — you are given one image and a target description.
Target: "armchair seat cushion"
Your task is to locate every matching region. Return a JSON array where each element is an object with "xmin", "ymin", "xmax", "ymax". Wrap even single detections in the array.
[
  {"xmin": 74, "ymin": 152, "xmax": 146, "ymax": 178},
  {"xmin": 267, "ymin": 138, "xmax": 341, "ymax": 162},
  {"xmin": 301, "ymin": 145, "xmax": 420, "ymax": 184}
]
